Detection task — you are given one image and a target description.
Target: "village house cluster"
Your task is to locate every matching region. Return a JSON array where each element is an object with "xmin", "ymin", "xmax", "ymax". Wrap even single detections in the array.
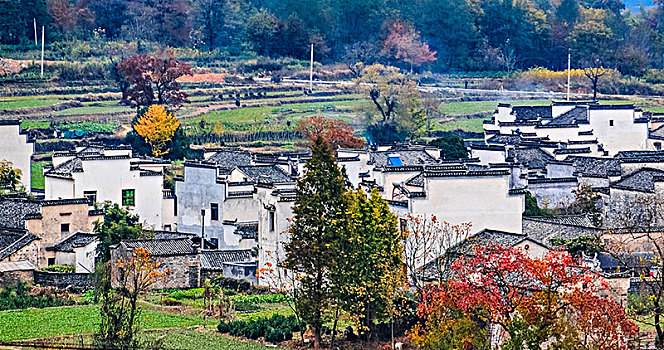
[{"xmin": 1, "ymin": 100, "xmax": 664, "ymax": 296}]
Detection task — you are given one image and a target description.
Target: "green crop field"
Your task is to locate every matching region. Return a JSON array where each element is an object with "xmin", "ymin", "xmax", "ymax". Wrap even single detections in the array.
[
  {"xmin": 439, "ymin": 99, "xmax": 551, "ymax": 115},
  {"xmin": 432, "ymin": 118, "xmax": 487, "ymax": 133},
  {"xmin": 53, "ymin": 106, "xmax": 133, "ymax": 116},
  {"xmin": 31, "ymin": 162, "xmax": 46, "ymax": 190},
  {"xmin": 0, "ymin": 305, "xmax": 203, "ymax": 341},
  {"xmin": 0, "ymin": 99, "xmax": 62, "ymax": 110}
]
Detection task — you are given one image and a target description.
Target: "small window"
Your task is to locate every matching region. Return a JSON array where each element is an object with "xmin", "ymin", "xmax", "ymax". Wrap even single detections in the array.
[
  {"xmin": 656, "ymin": 142, "xmax": 662, "ymax": 151},
  {"xmin": 83, "ymin": 191, "xmax": 97, "ymax": 206},
  {"xmin": 609, "ymin": 120, "xmax": 614, "ymax": 126},
  {"xmin": 269, "ymin": 211, "xmax": 275, "ymax": 232},
  {"xmin": 211, "ymin": 203, "xmax": 219, "ymax": 221},
  {"xmin": 122, "ymin": 189, "xmax": 135, "ymax": 207},
  {"xmin": 47, "ymin": 257, "xmax": 55, "ymax": 266},
  {"xmin": 61, "ymin": 223, "xmax": 70, "ymax": 233},
  {"xmin": 163, "ymin": 224, "xmax": 172, "ymax": 231}
]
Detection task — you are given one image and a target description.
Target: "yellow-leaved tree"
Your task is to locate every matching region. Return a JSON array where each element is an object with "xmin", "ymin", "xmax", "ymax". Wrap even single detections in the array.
[{"xmin": 133, "ymin": 104, "xmax": 180, "ymax": 157}]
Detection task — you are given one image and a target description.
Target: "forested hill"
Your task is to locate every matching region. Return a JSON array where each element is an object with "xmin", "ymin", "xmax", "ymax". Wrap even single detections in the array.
[{"xmin": 3, "ymin": 0, "xmax": 664, "ymax": 75}]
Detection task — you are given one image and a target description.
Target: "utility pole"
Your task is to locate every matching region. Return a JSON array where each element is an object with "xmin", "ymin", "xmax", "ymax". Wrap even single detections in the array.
[
  {"xmin": 567, "ymin": 52, "xmax": 571, "ymax": 101},
  {"xmin": 40, "ymin": 26, "xmax": 45, "ymax": 78},
  {"xmin": 309, "ymin": 43, "xmax": 314, "ymax": 91},
  {"xmin": 200, "ymin": 209, "xmax": 206, "ymax": 246},
  {"xmin": 33, "ymin": 19, "xmax": 37, "ymax": 46}
]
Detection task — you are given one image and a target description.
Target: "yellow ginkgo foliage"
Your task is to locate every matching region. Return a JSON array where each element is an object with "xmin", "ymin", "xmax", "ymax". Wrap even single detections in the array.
[{"xmin": 133, "ymin": 104, "xmax": 180, "ymax": 157}]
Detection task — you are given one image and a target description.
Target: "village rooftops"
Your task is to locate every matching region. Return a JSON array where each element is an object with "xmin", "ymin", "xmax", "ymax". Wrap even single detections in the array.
[
  {"xmin": 369, "ymin": 149, "xmax": 439, "ymax": 168},
  {"xmin": 118, "ymin": 238, "xmax": 197, "ymax": 256},
  {"xmin": 547, "ymin": 107, "xmax": 588, "ymax": 125},
  {"xmin": 46, "ymin": 231, "xmax": 96, "ymax": 252},
  {"xmin": 0, "ymin": 227, "xmax": 39, "ymax": 260},
  {"xmin": 522, "ymin": 215, "xmax": 602, "ymax": 245},
  {"xmin": 0, "ymin": 196, "xmax": 40, "ymax": 229},
  {"xmin": 610, "ymin": 167, "xmax": 664, "ymax": 193},
  {"xmin": 511, "ymin": 105, "xmax": 552, "ymax": 120},
  {"xmin": 236, "ymin": 165, "xmax": 293, "ymax": 185},
  {"xmin": 204, "ymin": 149, "xmax": 253, "ymax": 170},
  {"xmin": 507, "ymin": 147, "xmax": 555, "ymax": 169},
  {"xmin": 566, "ymin": 156, "xmax": 621, "ymax": 178},
  {"xmin": 200, "ymin": 249, "xmax": 254, "ymax": 270}
]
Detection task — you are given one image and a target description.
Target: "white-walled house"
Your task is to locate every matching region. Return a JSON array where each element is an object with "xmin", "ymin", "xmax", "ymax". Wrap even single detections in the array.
[
  {"xmin": 483, "ymin": 101, "xmax": 650, "ymax": 157},
  {"xmin": 175, "ymin": 149, "xmax": 295, "ymax": 250},
  {"xmin": 44, "ymin": 147, "xmax": 174, "ymax": 230},
  {"xmin": 0, "ymin": 120, "xmax": 33, "ymax": 190}
]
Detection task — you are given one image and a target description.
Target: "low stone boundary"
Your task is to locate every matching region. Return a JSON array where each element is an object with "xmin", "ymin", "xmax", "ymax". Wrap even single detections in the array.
[{"xmin": 34, "ymin": 271, "xmax": 93, "ymax": 291}]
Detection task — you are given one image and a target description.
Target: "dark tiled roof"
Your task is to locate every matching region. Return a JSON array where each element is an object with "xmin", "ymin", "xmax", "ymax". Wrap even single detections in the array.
[
  {"xmin": 405, "ymin": 173, "xmax": 424, "ymax": 187},
  {"xmin": 596, "ymin": 252, "xmax": 656, "ymax": 270},
  {"xmin": 369, "ymin": 150, "xmax": 438, "ymax": 167},
  {"xmin": 0, "ymin": 228, "xmax": 39, "ymax": 260},
  {"xmin": 122, "ymin": 238, "xmax": 196, "ymax": 256},
  {"xmin": 236, "ymin": 165, "xmax": 292, "ymax": 184},
  {"xmin": 486, "ymin": 134, "xmax": 522, "ymax": 145},
  {"xmin": 566, "ymin": 156, "xmax": 621, "ymax": 178},
  {"xmin": 611, "ymin": 168, "xmax": 664, "ymax": 193},
  {"xmin": 616, "ymin": 151, "xmax": 664, "ymax": 159},
  {"xmin": 153, "ymin": 231, "xmax": 196, "ymax": 240},
  {"xmin": 522, "ymin": 216, "xmax": 602, "ymax": 245},
  {"xmin": 45, "ymin": 158, "xmax": 83, "ymax": 179},
  {"xmin": 0, "ymin": 197, "xmax": 41, "ymax": 229},
  {"xmin": 512, "ymin": 106, "xmax": 552, "ymax": 120},
  {"xmin": 200, "ymin": 250, "xmax": 253, "ymax": 270},
  {"xmin": 547, "ymin": 107, "xmax": 587, "ymax": 125},
  {"xmin": 507, "ymin": 147, "xmax": 554, "ymax": 169},
  {"xmin": 47, "ymin": 231, "xmax": 96, "ymax": 252},
  {"xmin": 235, "ymin": 222, "xmax": 258, "ymax": 239},
  {"xmin": 205, "ymin": 149, "xmax": 253, "ymax": 170},
  {"xmin": 553, "ymin": 147, "xmax": 591, "ymax": 155},
  {"xmin": 650, "ymin": 125, "xmax": 664, "ymax": 140}
]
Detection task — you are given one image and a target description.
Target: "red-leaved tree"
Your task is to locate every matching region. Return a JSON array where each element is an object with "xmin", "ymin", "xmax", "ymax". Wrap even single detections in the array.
[
  {"xmin": 296, "ymin": 116, "xmax": 364, "ymax": 150},
  {"xmin": 411, "ymin": 244, "xmax": 638, "ymax": 350},
  {"xmin": 117, "ymin": 50, "xmax": 192, "ymax": 108}
]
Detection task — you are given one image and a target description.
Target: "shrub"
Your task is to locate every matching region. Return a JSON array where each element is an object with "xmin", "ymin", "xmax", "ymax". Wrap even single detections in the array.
[
  {"xmin": 0, "ymin": 281, "xmax": 73, "ymax": 311},
  {"xmin": 167, "ymin": 288, "xmax": 205, "ymax": 300},
  {"xmin": 41, "ymin": 264, "xmax": 75, "ymax": 273},
  {"xmin": 217, "ymin": 314, "xmax": 299, "ymax": 343}
]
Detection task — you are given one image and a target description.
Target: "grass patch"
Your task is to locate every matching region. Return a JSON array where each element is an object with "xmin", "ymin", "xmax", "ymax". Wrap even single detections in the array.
[
  {"xmin": 53, "ymin": 106, "xmax": 133, "ymax": 116},
  {"xmin": 432, "ymin": 118, "xmax": 487, "ymax": 133},
  {"xmin": 0, "ymin": 305, "xmax": 203, "ymax": 341},
  {"xmin": 31, "ymin": 162, "xmax": 46, "ymax": 190},
  {"xmin": 0, "ymin": 99, "xmax": 62, "ymax": 110},
  {"xmin": 439, "ymin": 99, "xmax": 551, "ymax": 115},
  {"xmin": 184, "ymin": 99, "xmax": 365, "ymax": 128},
  {"xmin": 21, "ymin": 120, "xmax": 50, "ymax": 129},
  {"xmin": 55, "ymin": 122, "xmax": 117, "ymax": 132},
  {"xmin": 142, "ymin": 329, "xmax": 284, "ymax": 350}
]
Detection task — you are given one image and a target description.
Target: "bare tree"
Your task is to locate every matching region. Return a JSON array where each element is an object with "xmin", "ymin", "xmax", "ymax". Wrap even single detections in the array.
[
  {"xmin": 583, "ymin": 57, "xmax": 609, "ymax": 100},
  {"xmin": 402, "ymin": 214, "xmax": 471, "ymax": 290},
  {"xmin": 605, "ymin": 194, "xmax": 664, "ymax": 349}
]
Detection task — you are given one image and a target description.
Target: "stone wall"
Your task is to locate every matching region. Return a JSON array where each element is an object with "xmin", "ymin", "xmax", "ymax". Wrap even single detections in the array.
[
  {"xmin": 33, "ymin": 271, "xmax": 93, "ymax": 291},
  {"xmin": 0, "ymin": 270, "xmax": 33, "ymax": 286}
]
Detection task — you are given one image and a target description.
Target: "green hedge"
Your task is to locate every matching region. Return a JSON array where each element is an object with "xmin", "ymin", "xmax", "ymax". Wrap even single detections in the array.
[
  {"xmin": 218, "ymin": 314, "xmax": 299, "ymax": 343},
  {"xmin": 40, "ymin": 264, "xmax": 75, "ymax": 273},
  {"xmin": 0, "ymin": 282, "xmax": 73, "ymax": 311}
]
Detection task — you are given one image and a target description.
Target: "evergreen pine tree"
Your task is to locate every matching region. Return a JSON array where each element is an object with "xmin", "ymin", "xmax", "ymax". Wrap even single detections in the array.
[{"xmin": 284, "ymin": 137, "xmax": 348, "ymax": 349}]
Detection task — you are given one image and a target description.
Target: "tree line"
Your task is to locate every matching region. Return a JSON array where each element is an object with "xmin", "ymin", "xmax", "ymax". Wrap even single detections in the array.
[{"xmin": 3, "ymin": 0, "xmax": 664, "ymax": 74}]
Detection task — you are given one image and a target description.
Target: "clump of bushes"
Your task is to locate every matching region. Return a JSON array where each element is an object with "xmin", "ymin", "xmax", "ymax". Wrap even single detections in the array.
[
  {"xmin": 218, "ymin": 314, "xmax": 300, "ymax": 343},
  {"xmin": 41, "ymin": 264, "xmax": 75, "ymax": 273},
  {"xmin": 0, "ymin": 281, "xmax": 74, "ymax": 311}
]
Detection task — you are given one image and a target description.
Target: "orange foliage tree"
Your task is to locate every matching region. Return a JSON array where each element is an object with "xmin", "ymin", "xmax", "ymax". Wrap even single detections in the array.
[
  {"xmin": 410, "ymin": 244, "xmax": 638, "ymax": 349},
  {"xmin": 133, "ymin": 104, "xmax": 181, "ymax": 157},
  {"xmin": 296, "ymin": 116, "xmax": 364, "ymax": 150},
  {"xmin": 96, "ymin": 247, "xmax": 169, "ymax": 349}
]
